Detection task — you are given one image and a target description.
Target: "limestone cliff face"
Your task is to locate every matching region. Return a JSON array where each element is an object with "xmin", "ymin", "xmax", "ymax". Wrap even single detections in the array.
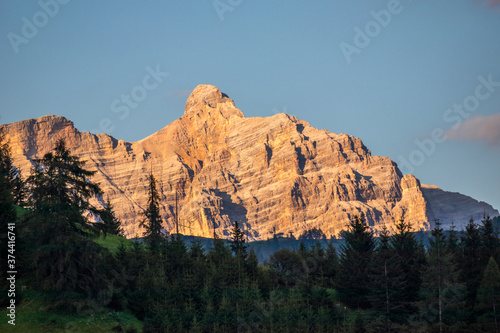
[{"xmin": 2, "ymin": 85, "xmax": 498, "ymax": 239}]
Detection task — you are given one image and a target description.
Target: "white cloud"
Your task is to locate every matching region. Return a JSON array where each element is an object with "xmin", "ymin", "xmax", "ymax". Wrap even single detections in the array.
[
  {"xmin": 167, "ymin": 89, "xmax": 192, "ymax": 99},
  {"xmin": 445, "ymin": 113, "xmax": 500, "ymax": 146}
]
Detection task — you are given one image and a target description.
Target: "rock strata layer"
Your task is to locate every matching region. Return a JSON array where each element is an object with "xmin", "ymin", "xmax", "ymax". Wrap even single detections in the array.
[{"xmin": 2, "ymin": 84, "xmax": 498, "ymax": 239}]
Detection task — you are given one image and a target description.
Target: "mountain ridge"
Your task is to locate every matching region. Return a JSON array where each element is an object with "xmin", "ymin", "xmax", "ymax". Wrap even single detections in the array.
[{"xmin": 1, "ymin": 85, "xmax": 498, "ymax": 239}]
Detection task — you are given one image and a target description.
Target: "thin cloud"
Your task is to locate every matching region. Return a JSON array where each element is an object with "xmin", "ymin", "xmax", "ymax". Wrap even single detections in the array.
[
  {"xmin": 476, "ymin": 0, "xmax": 500, "ymax": 6},
  {"xmin": 445, "ymin": 113, "xmax": 500, "ymax": 146},
  {"xmin": 167, "ymin": 89, "xmax": 192, "ymax": 99}
]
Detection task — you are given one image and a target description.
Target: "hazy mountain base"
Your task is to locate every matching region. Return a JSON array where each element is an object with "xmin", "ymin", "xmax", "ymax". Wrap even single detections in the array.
[{"xmin": 163, "ymin": 221, "xmax": 500, "ymax": 263}]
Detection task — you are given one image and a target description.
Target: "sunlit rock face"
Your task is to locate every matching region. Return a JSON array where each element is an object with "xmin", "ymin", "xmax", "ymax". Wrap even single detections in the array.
[{"xmin": 2, "ymin": 84, "xmax": 497, "ymax": 239}]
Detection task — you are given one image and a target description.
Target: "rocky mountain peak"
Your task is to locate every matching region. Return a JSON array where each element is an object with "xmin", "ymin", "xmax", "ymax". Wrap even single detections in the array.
[
  {"xmin": 184, "ymin": 84, "xmax": 244, "ymax": 120},
  {"xmin": 2, "ymin": 85, "xmax": 498, "ymax": 239}
]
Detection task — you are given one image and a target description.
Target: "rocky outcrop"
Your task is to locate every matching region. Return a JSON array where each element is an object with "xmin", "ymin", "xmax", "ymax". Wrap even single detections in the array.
[{"xmin": 1, "ymin": 84, "xmax": 498, "ymax": 239}]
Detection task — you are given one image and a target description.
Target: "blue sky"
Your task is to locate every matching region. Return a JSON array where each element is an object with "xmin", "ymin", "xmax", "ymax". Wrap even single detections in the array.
[{"xmin": 1, "ymin": 0, "xmax": 499, "ymax": 212}]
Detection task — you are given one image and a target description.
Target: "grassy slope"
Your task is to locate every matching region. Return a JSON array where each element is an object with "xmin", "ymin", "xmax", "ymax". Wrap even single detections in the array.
[
  {"xmin": 95, "ymin": 233, "xmax": 136, "ymax": 252},
  {"xmin": 0, "ymin": 290, "xmax": 142, "ymax": 332}
]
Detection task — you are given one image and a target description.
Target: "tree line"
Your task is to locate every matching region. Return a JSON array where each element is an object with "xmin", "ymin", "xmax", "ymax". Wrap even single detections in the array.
[{"xmin": 1, "ymin": 132, "xmax": 499, "ymax": 332}]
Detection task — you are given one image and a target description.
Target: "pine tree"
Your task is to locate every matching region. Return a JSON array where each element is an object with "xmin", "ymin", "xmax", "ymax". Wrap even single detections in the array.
[
  {"xmin": 24, "ymin": 139, "xmax": 107, "ymax": 293},
  {"xmin": 446, "ymin": 222, "xmax": 460, "ymax": 258},
  {"xmin": 369, "ymin": 225, "xmax": 403, "ymax": 325},
  {"xmin": 0, "ymin": 130, "xmax": 17, "ymax": 306},
  {"xmin": 187, "ymin": 239, "xmax": 207, "ymax": 294},
  {"xmin": 309, "ymin": 242, "xmax": 327, "ymax": 287},
  {"xmin": 98, "ymin": 197, "xmax": 122, "ymax": 237},
  {"xmin": 461, "ymin": 218, "xmax": 483, "ymax": 316},
  {"xmin": 477, "ymin": 257, "xmax": 500, "ymax": 332},
  {"xmin": 139, "ymin": 172, "xmax": 164, "ymax": 250},
  {"xmin": 207, "ymin": 238, "xmax": 234, "ymax": 305},
  {"xmin": 246, "ymin": 248, "xmax": 259, "ymax": 282},
  {"xmin": 27, "ymin": 139, "xmax": 101, "ymax": 234},
  {"xmin": 324, "ymin": 242, "xmax": 338, "ymax": 289},
  {"xmin": 230, "ymin": 221, "xmax": 247, "ymax": 288},
  {"xmin": 480, "ymin": 216, "xmax": 500, "ymax": 265},
  {"xmin": 389, "ymin": 218, "xmax": 424, "ymax": 322},
  {"xmin": 229, "ymin": 221, "xmax": 247, "ymax": 256},
  {"xmin": 336, "ymin": 214, "xmax": 375, "ymax": 309},
  {"xmin": 420, "ymin": 220, "xmax": 464, "ymax": 331}
]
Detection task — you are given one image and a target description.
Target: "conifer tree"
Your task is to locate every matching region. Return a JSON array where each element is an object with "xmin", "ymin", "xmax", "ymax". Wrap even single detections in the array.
[
  {"xmin": 461, "ymin": 218, "xmax": 483, "ymax": 315},
  {"xmin": 480, "ymin": 215, "xmax": 500, "ymax": 265},
  {"xmin": 0, "ymin": 130, "xmax": 17, "ymax": 306},
  {"xmin": 230, "ymin": 220, "xmax": 247, "ymax": 258},
  {"xmin": 420, "ymin": 220, "xmax": 464, "ymax": 331},
  {"xmin": 25, "ymin": 139, "xmax": 106, "ymax": 292},
  {"xmin": 446, "ymin": 222, "xmax": 460, "ymax": 258},
  {"xmin": 139, "ymin": 172, "xmax": 164, "ymax": 250},
  {"xmin": 98, "ymin": 197, "xmax": 122, "ymax": 237},
  {"xmin": 27, "ymin": 139, "xmax": 101, "ymax": 234},
  {"xmin": 477, "ymin": 257, "xmax": 500, "ymax": 332},
  {"xmin": 230, "ymin": 221, "xmax": 248, "ymax": 288},
  {"xmin": 324, "ymin": 242, "xmax": 338, "ymax": 289},
  {"xmin": 369, "ymin": 225, "xmax": 403, "ymax": 324},
  {"xmin": 389, "ymin": 218, "xmax": 424, "ymax": 322},
  {"xmin": 336, "ymin": 214, "xmax": 375, "ymax": 309},
  {"xmin": 246, "ymin": 248, "xmax": 259, "ymax": 282}
]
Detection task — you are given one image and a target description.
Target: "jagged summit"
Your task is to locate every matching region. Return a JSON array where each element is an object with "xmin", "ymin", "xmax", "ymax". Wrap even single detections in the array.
[
  {"xmin": 184, "ymin": 84, "xmax": 244, "ymax": 120},
  {"xmin": 5, "ymin": 114, "xmax": 72, "ymax": 127},
  {"xmin": 1, "ymin": 86, "xmax": 498, "ymax": 239}
]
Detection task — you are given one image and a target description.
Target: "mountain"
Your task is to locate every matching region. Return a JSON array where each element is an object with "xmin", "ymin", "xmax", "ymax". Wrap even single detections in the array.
[{"xmin": 1, "ymin": 85, "xmax": 497, "ymax": 239}]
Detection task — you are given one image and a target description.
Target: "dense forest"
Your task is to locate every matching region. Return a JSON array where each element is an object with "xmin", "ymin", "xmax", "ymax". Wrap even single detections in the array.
[{"xmin": 1, "ymin": 132, "xmax": 499, "ymax": 332}]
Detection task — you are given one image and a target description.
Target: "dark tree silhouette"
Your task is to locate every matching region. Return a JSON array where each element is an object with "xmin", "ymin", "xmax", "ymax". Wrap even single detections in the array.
[
  {"xmin": 139, "ymin": 172, "xmax": 164, "ymax": 250},
  {"xmin": 477, "ymin": 257, "xmax": 500, "ymax": 332},
  {"xmin": 98, "ymin": 197, "xmax": 122, "ymax": 237},
  {"xmin": 25, "ymin": 139, "xmax": 106, "ymax": 292},
  {"xmin": 0, "ymin": 129, "xmax": 17, "ymax": 306},
  {"xmin": 230, "ymin": 220, "xmax": 247, "ymax": 257},
  {"xmin": 389, "ymin": 218, "xmax": 424, "ymax": 322},
  {"xmin": 336, "ymin": 214, "xmax": 375, "ymax": 309}
]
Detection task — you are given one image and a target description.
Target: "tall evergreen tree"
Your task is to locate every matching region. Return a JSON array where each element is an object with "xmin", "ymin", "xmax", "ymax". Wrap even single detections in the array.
[
  {"xmin": 98, "ymin": 197, "xmax": 122, "ymax": 237},
  {"xmin": 336, "ymin": 214, "xmax": 375, "ymax": 309},
  {"xmin": 369, "ymin": 225, "xmax": 403, "ymax": 325},
  {"xmin": 230, "ymin": 221, "xmax": 248, "ymax": 288},
  {"xmin": 446, "ymin": 222, "xmax": 461, "ymax": 266},
  {"xmin": 230, "ymin": 220, "xmax": 247, "ymax": 258},
  {"xmin": 24, "ymin": 139, "xmax": 107, "ymax": 293},
  {"xmin": 0, "ymin": 130, "xmax": 17, "ymax": 306},
  {"xmin": 461, "ymin": 218, "xmax": 483, "ymax": 315},
  {"xmin": 480, "ymin": 215, "xmax": 500, "ymax": 265},
  {"xmin": 139, "ymin": 172, "xmax": 164, "ymax": 250},
  {"xmin": 324, "ymin": 242, "xmax": 338, "ymax": 289},
  {"xmin": 27, "ymin": 139, "xmax": 101, "ymax": 231},
  {"xmin": 246, "ymin": 248, "xmax": 259, "ymax": 282},
  {"xmin": 420, "ymin": 220, "xmax": 464, "ymax": 331},
  {"xmin": 390, "ymin": 218, "xmax": 424, "ymax": 322},
  {"xmin": 477, "ymin": 257, "xmax": 500, "ymax": 332}
]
